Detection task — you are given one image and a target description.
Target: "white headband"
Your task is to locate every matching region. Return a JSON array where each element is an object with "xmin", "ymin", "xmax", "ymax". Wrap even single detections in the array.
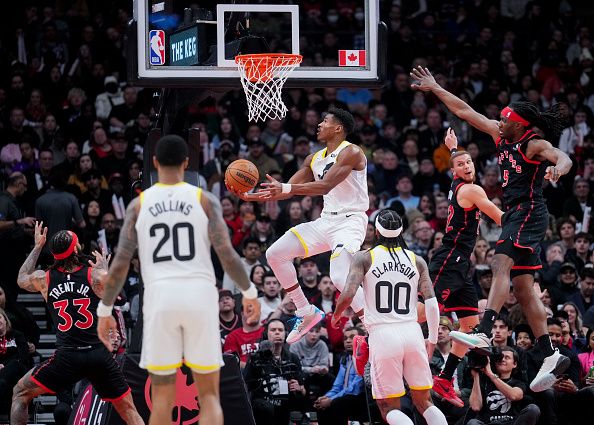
[{"xmin": 375, "ymin": 215, "xmax": 403, "ymax": 238}]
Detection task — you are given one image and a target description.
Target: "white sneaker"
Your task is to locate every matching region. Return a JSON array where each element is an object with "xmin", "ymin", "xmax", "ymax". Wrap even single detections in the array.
[
  {"xmin": 286, "ymin": 305, "xmax": 325, "ymax": 344},
  {"xmin": 449, "ymin": 330, "xmax": 492, "ymax": 355},
  {"xmin": 529, "ymin": 349, "xmax": 570, "ymax": 392}
]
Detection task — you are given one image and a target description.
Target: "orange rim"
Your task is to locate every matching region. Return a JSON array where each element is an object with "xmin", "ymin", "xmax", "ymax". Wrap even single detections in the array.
[{"xmin": 236, "ymin": 53, "xmax": 303, "ymax": 83}]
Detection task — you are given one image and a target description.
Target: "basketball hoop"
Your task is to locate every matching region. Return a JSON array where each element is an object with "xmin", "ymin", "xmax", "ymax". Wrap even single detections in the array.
[{"xmin": 235, "ymin": 53, "xmax": 303, "ymax": 122}]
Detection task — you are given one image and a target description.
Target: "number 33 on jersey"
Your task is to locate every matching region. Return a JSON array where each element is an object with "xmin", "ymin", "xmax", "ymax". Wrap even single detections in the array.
[{"xmin": 136, "ymin": 183, "xmax": 216, "ymax": 287}]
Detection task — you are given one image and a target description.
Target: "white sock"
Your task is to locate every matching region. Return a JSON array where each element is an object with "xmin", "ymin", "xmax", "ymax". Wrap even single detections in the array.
[
  {"xmin": 422, "ymin": 405, "xmax": 448, "ymax": 425},
  {"xmin": 386, "ymin": 409, "xmax": 413, "ymax": 425},
  {"xmin": 288, "ymin": 287, "xmax": 311, "ymax": 312}
]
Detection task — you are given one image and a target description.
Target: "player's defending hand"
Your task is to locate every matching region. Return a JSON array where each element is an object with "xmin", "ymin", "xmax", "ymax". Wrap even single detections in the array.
[
  {"xmin": 97, "ymin": 315, "xmax": 117, "ymax": 352},
  {"xmin": 259, "ymin": 174, "xmax": 283, "ymax": 199},
  {"xmin": 88, "ymin": 249, "xmax": 111, "ymax": 270},
  {"xmin": 242, "ymin": 296, "xmax": 261, "ymax": 326},
  {"xmin": 34, "ymin": 221, "xmax": 48, "ymax": 248},
  {"xmin": 444, "ymin": 128, "xmax": 458, "ymax": 151},
  {"xmin": 410, "ymin": 66, "xmax": 439, "ymax": 92},
  {"xmin": 544, "ymin": 165, "xmax": 561, "ymax": 183},
  {"xmin": 228, "ymin": 185, "xmax": 263, "ymax": 202}
]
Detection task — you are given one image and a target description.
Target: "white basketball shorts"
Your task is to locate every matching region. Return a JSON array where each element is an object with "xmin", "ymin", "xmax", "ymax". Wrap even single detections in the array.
[
  {"xmin": 289, "ymin": 211, "xmax": 367, "ymax": 257},
  {"xmin": 140, "ymin": 280, "xmax": 223, "ymax": 375},
  {"xmin": 368, "ymin": 321, "xmax": 433, "ymax": 399}
]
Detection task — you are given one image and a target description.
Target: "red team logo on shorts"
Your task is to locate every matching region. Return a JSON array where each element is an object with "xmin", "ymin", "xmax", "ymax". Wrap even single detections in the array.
[
  {"xmin": 441, "ymin": 288, "xmax": 451, "ymax": 302},
  {"xmin": 145, "ymin": 368, "xmax": 200, "ymax": 424}
]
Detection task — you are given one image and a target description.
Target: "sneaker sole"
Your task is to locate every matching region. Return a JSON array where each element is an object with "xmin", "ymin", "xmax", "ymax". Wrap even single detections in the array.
[
  {"xmin": 450, "ymin": 332, "xmax": 491, "ymax": 355},
  {"xmin": 529, "ymin": 355, "xmax": 571, "ymax": 392},
  {"xmin": 286, "ymin": 313, "xmax": 324, "ymax": 344}
]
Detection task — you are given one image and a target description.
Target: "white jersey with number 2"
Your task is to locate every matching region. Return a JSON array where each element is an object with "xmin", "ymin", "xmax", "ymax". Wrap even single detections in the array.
[{"xmin": 363, "ymin": 245, "xmax": 419, "ymax": 328}]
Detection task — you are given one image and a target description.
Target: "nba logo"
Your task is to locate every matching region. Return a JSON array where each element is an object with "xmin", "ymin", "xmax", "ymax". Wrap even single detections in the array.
[{"xmin": 149, "ymin": 30, "xmax": 165, "ymax": 65}]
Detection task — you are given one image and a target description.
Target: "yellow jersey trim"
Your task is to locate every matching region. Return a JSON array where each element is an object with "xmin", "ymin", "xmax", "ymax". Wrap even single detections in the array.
[
  {"xmin": 290, "ymin": 228, "xmax": 309, "ymax": 258},
  {"xmin": 155, "ymin": 182, "xmax": 186, "ymax": 187},
  {"xmin": 183, "ymin": 360, "xmax": 220, "ymax": 371},
  {"xmin": 197, "ymin": 188, "xmax": 202, "ymax": 202},
  {"xmin": 139, "ymin": 191, "xmax": 145, "ymax": 207},
  {"xmin": 375, "ymin": 245, "xmax": 403, "ymax": 252},
  {"xmin": 369, "ymin": 249, "xmax": 375, "ymax": 265},
  {"xmin": 409, "ymin": 385, "xmax": 433, "ymax": 390},
  {"xmin": 146, "ymin": 362, "xmax": 183, "ymax": 371},
  {"xmin": 373, "ymin": 390, "xmax": 406, "ymax": 399}
]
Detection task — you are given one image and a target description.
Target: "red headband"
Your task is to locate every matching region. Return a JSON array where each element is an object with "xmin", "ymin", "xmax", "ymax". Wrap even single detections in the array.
[
  {"xmin": 501, "ymin": 106, "xmax": 530, "ymax": 126},
  {"xmin": 53, "ymin": 231, "xmax": 79, "ymax": 260}
]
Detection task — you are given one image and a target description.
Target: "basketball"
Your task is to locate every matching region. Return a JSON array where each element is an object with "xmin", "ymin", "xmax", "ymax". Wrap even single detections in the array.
[{"xmin": 225, "ymin": 159, "xmax": 259, "ymax": 193}]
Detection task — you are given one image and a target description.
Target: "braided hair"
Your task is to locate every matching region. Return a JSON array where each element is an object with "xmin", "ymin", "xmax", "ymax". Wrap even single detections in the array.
[
  {"xmin": 48, "ymin": 231, "xmax": 86, "ymax": 271},
  {"xmin": 373, "ymin": 209, "xmax": 412, "ymax": 267},
  {"xmin": 509, "ymin": 101, "xmax": 567, "ymax": 142}
]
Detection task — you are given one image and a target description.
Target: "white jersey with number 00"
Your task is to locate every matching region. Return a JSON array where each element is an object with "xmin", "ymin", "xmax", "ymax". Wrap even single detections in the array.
[
  {"xmin": 363, "ymin": 245, "xmax": 419, "ymax": 328},
  {"xmin": 310, "ymin": 140, "xmax": 368, "ymax": 215},
  {"xmin": 136, "ymin": 182, "xmax": 215, "ymax": 287}
]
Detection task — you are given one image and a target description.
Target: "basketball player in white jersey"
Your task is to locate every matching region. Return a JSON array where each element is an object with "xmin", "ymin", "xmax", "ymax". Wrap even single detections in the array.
[
  {"xmin": 96, "ymin": 135, "xmax": 261, "ymax": 425},
  {"xmin": 250, "ymin": 108, "xmax": 369, "ymax": 343},
  {"xmin": 332, "ymin": 209, "xmax": 447, "ymax": 425}
]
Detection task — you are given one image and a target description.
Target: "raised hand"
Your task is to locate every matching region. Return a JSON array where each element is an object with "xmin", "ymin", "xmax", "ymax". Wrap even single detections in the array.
[
  {"xmin": 410, "ymin": 66, "xmax": 439, "ymax": 92},
  {"xmin": 444, "ymin": 127, "xmax": 458, "ymax": 151},
  {"xmin": 89, "ymin": 249, "xmax": 111, "ymax": 270},
  {"xmin": 34, "ymin": 221, "xmax": 48, "ymax": 248}
]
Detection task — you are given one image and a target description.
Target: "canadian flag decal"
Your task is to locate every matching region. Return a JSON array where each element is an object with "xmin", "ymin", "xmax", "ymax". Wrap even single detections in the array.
[{"xmin": 338, "ymin": 50, "xmax": 366, "ymax": 67}]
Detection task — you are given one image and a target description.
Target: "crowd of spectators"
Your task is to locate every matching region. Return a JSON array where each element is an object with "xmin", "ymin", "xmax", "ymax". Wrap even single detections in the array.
[{"xmin": 1, "ymin": 0, "xmax": 594, "ymax": 424}]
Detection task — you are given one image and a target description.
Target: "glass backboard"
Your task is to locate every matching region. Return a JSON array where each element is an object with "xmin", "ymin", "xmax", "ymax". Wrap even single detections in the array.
[{"xmin": 130, "ymin": 0, "xmax": 386, "ymax": 88}]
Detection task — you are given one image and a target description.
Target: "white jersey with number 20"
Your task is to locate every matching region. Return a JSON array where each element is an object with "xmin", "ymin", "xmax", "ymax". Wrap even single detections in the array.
[
  {"xmin": 136, "ymin": 182, "xmax": 215, "ymax": 288},
  {"xmin": 363, "ymin": 245, "xmax": 419, "ymax": 328}
]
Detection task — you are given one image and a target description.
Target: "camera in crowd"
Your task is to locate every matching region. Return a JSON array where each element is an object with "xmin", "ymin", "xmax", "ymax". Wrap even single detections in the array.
[{"xmin": 467, "ymin": 347, "xmax": 504, "ymax": 370}]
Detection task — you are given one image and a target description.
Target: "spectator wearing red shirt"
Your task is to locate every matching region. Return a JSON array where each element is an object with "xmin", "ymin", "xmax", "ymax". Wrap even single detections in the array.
[{"xmin": 223, "ymin": 306, "xmax": 264, "ymax": 368}]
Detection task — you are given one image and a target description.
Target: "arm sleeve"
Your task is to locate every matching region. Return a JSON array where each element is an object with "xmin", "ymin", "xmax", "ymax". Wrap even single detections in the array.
[{"xmin": 425, "ymin": 297, "xmax": 440, "ymax": 344}]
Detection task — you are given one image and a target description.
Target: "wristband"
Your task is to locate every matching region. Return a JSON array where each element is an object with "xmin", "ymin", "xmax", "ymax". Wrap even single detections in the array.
[
  {"xmin": 281, "ymin": 183, "xmax": 292, "ymax": 194},
  {"xmin": 450, "ymin": 148, "xmax": 457, "ymax": 154},
  {"xmin": 97, "ymin": 301, "xmax": 114, "ymax": 317},
  {"xmin": 241, "ymin": 282, "xmax": 258, "ymax": 299}
]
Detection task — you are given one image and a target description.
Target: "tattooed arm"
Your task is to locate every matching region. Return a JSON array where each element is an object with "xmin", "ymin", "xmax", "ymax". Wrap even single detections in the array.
[
  {"xmin": 331, "ymin": 250, "xmax": 371, "ymax": 328},
  {"xmin": 201, "ymin": 191, "xmax": 251, "ymax": 292},
  {"xmin": 17, "ymin": 221, "xmax": 48, "ymax": 298},
  {"xmin": 101, "ymin": 198, "xmax": 139, "ymax": 306},
  {"xmin": 201, "ymin": 190, "xmax": 260, "ymax": 325},
  {"xmin": 415, "ymin": 255, "xmax": 439, "ymax": 348}
]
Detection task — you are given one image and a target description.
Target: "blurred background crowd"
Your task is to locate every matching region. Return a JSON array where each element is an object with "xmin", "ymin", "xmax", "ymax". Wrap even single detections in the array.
[{"xmin": 1, "ymin": 1, "xmax": 594, "ymax": 424}]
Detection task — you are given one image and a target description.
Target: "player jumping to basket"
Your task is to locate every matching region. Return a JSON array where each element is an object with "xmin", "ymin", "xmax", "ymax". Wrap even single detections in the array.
[
  {"xmin": 240, "ymin": 108, "xmax": 369, "ymax": 344},
  {"xmin": 430, "ymin": 128, "xmax": 504, "ymax": 407},
  {"xmin": 411, "ymin": 66, "xmax": 573, "ymax": 392},
  {"xmin": 332, "ymin": 209, "xmax": 447, "ymax": 425}
]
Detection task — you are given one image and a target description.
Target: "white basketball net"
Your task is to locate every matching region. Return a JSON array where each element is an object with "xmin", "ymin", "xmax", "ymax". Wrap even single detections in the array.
[{"xmin": 236, "ymin": 54, "xmax": 303, "ymax": 122}]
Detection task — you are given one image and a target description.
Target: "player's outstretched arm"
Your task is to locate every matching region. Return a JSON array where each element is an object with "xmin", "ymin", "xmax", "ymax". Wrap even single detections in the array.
[
  {"xmin": 460, "ymin": 184, "xmax": 504, "ymax": 226},
  {"xmin": 411, "ymin": 66, "xmax": 500, "ymax": 141},
  {"xmin": 101, "ymin": 198, "xmax": 139, "ymax": 306},
  {"xmin": 332, "ymin": 250, "xmax": 371, "ymax": 328},
  {"xmin": 260, "ymin": 146, "xmax": 363, "ymax": 199},
  {"xmin": 17, "ymin": 221, "xmax": 48, "ymax": 296},
  {"xmin": 526, "ymin": 139, "xmax": 573, "ymax": 182},
  {"xmin": 234, "ymin": 154, "xmax": 316, "ymax": 202},
  {"xmin": 202, "ymin": 190, "xmax": 260, "ymax": 324},
  {"xmin": 415, "ymin": 255, "xmax": 439, "ymax": 346}
]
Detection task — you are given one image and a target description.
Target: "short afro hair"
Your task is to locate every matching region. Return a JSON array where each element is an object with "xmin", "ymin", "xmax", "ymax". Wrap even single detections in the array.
[
  {"xmin": 327, "ymin": 107, "xmax": 355, "ymax": 136},
  {"xmin": 155, "ymin": 135, "xmax": 188, "ymax": 166}
]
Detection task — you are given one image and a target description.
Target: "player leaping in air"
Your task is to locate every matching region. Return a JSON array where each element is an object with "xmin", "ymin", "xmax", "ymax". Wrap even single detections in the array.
[
  {"xmin": 410, "ymin": 66, "xmax": 573, "ymax": 392},
  {"xmin": 234, "ymin": 108, "xmax": 369, "ymax": 344},
  {"xmin": 429, "ymin": 128, "xmax": 504, "ymax": 407}
]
